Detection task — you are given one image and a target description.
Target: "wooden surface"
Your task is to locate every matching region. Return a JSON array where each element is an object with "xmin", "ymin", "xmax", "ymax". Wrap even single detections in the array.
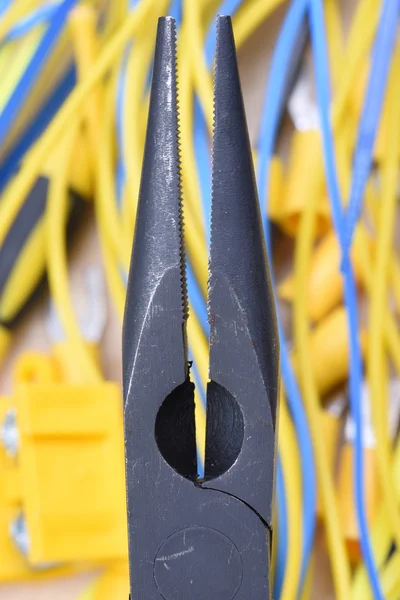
[{"xmin": 0, "ymin": 2, "xmax": 358, "ymax": 596}]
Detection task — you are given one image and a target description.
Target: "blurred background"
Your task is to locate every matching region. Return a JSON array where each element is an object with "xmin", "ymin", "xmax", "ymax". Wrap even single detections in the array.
[{"xmin": 0, "ymin": 0, "xmax": 399, "ymax": 598}]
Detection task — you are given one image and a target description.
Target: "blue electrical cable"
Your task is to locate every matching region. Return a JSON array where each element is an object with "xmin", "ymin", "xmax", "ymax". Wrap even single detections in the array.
[
  {"xmin": 0, "ymin": 66, "xmax": 75, "ymax": 191},
  {"xmin": 204, "ymin": 0, "xmax": 244, "ymax": 65},
  {"xmin": 308, "ymin": 0, "xmax": 385, "ymax": 597},
  {"xmin": 0, "ymin": 0, "xmax": 77, "ymax": 149},
  {"xmin": 187, "ymin": 260, "xmax": 209, "ymax": 336},
  {"xmin": 0, "ymin": 0, "xmax": 12, "ymax": 18},
  {"xmin": 4, "ymin": 3, "xmax": 58, "ymax": 42},
  {"xmin": 193, "ymin": 97, "xmax": 211, "ymax": 244},
  {"xmin": 257, "ymin": 0, "xmax": 316, "ymax": 594},
  {"xmin": 342, "ymin": 0, "xmax": 398, "ymax": 257}
]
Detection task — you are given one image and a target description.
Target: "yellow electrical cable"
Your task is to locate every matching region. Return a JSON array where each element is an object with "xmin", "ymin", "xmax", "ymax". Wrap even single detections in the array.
[
  {"xmin": 184, "ymin": 0, "xmax": 213, "ymax": 132},
  {"xmin": 69, "ymin": 4, "xmax": 103, "ymax": 175},
  {"xmin": 292, "ymin": 137, "xmax": 352, "ymax": 598},
  {"xmin": 364, "ymin": 189, "xmax": 400, "ymax": 315},
  {"xmin": 0, "ymin": 324, "xmax": 11, "ymax": 365},
  {"xmin": 46, "ymin": 127, "xmax": 103, "ymax": 384},
  {"xmin": 0, "ymin": 0, "xmax": 154, "ymax": 247},
  {"xmin": 324, "ymin": 0, "xmax": 344, "ymax": 90},
  {"xmin": 233, "ymin": 0, "xmax": 286, "ymax": 48},
  {"xmin": 0, "ymin": 26, "xmax": 44, "ymax": 114},
  {"xmin": 367, "ymin": 38, "xmax": 400, "ymax": 575},
  {"xmin": 0, "ymin": 0, "xmax": 40, "ymax": 42},
  {"xmin": 177, "ymin": 20, "xmax": 207, "ymax": 233},
  {"xmin": 352, "ymin": 431, "xmax": 400, "ymax": 599},
  {"xmin": 95, "ymin": 81, "xmax": 129, "ymax": 314},
  {"xmin": 71, "ymin": 0, "xmax": 127, "ymax": 319},
  {"xmin": 331, "ymin": 0, "xmax": 381, "ymax": 130},
  {"xmin": 278, "ymin": 388, "xmax": 303, "ymax": 600}
]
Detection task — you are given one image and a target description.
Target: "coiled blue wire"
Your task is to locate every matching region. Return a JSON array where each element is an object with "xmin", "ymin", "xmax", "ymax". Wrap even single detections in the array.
[
  {"xmin": 342, "ymin": 0, "xmax": 398, "ymax": 256},
  {"xmin": 0, "ymin": 0, "xmax": 77, "ymax": 149},
  {"xmin": 309, "ymin": 0, "xmax": 388, "ymax": 596},
  {"xmin": 257, "ymin": 0, "xmax": 316, "ymax": 595}
]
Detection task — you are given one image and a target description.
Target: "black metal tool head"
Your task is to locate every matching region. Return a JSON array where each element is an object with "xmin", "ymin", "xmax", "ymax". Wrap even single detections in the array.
[
  {"xmin": 123, "ymin": 15, "xmax": 279, "ymax": 600},
  {"xmin": 204, "ymin": 14, "xmax": 279, "ymax": 528}
]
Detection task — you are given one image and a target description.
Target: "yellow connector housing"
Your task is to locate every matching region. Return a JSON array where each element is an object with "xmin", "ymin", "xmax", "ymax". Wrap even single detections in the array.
[
  {"xmin": 292, "ymin": 307, "xmax": 367, "ymax": 397},
  {"xmin": 0, "ymin": 395, "xmax": 85, "ymax": 582},
  {"xmin": 279, "ymin": 227, "xmax": 368, "ymax": 322},
  {"xmin": 14, "ymin": 380, "xmax": 128, "ymax": 565},
  {"xmin": 281, "ymin": 131, "xmax": 331, "ymax": 237}
]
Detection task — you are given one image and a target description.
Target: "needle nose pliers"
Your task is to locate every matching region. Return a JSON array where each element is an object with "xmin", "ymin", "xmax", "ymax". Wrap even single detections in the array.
[{"xmin": 123, "ymin": 14, "xmax": 279, "ymax": 600}]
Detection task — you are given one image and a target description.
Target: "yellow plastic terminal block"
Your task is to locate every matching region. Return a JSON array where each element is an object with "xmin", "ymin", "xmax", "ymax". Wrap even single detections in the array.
[
  {"xmin": 0, "ymin": 352, "xmax": 128, "ymax": 570},
  {"xmin": 280, "ymin": 131, "xmax": 331, "ymax": 237},
  {"xmin": 292, "ymin": 306, "xmax": 367, "ymax": 398},
  {"xmin": 0, "ymin": 390, "xmax": 86, "ymax": 582},
  {"xmin": 279, "ymin": 227, "xmax": 368, "ymax": 322}
]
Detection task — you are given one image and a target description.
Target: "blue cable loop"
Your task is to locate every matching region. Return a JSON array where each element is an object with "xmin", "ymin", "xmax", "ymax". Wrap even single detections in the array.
[
  {"xmin": 308, "ymin": 0, "xmax": 385, "ymax": 596},
  {"xmin": 3, "ymin": 3, "xmax": 59, "ymax": 42},
  {"xmin": 342, "ymin": 0, "xmax": 398, "ymax": 259},
  {"xmin": 0, "ymin": 0, "xmax": 77, "ymax": 149},
  {"xmin": 257, "ymin": 0, "xmax": 316, "ymax": 595}
]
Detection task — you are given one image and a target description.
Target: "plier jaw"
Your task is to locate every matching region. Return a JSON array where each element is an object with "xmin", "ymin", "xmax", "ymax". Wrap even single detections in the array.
[{"xmin": 123, "ymin": 15, "xmax": 279, "ymax": 600}]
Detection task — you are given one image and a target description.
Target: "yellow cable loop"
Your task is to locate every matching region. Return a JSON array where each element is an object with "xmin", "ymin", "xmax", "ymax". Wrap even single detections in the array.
[
  {"xmin": 46, "ymin": 127, "xmax": 102, "ymax": 384},
  {"xmin": 293, "ymin": 139, "xmax": 352, "ymax": 598},
  {"xmin": 367, "ymin": 38, "xmax": 400, "ymax": 575},
  {"xmin": 278, "ymin": 388, "xmax": 303, "ymax": 600},
  {"xmin": 0, "ymin": 0, "xmax": 153, "ymax": 247}
]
